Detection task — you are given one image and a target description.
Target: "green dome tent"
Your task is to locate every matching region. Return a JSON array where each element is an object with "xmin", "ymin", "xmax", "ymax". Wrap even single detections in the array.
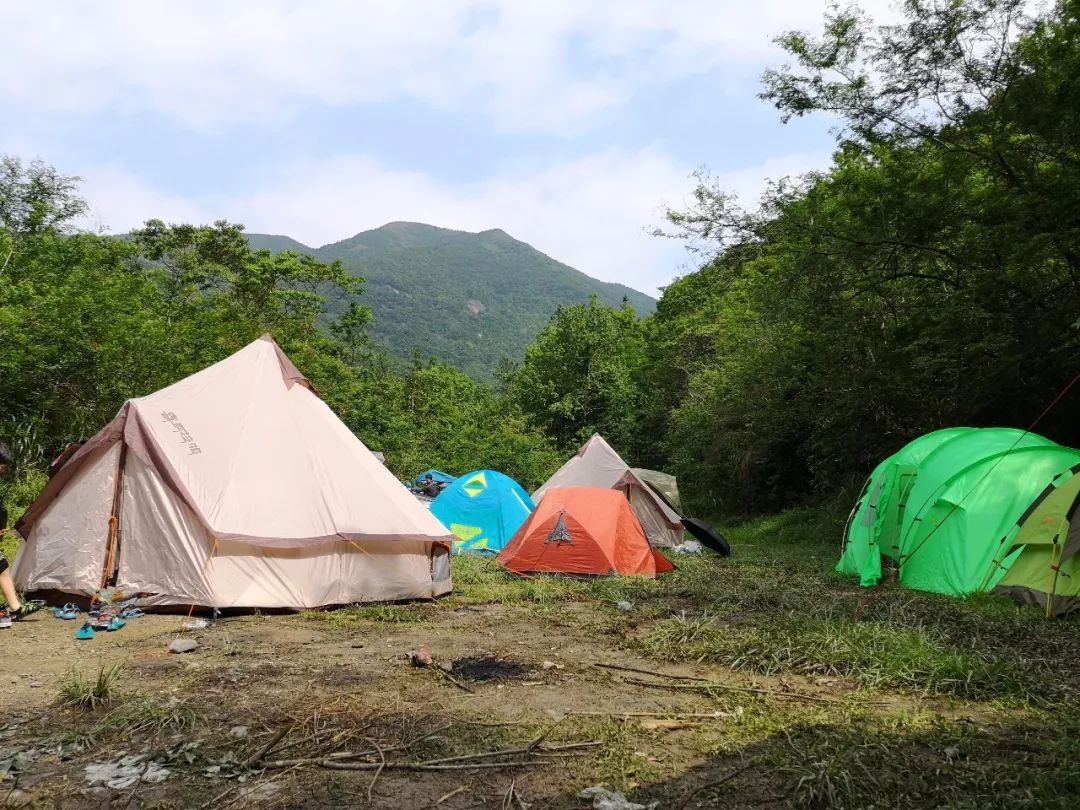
[{"xmin": 838, "ymin": 427, "xmax": 1080, "ymax": 616}]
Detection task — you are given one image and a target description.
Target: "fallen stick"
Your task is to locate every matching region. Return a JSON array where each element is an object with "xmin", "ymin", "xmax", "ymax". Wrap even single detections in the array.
[
  {"xmin": 677, "ymin": 762, "xmax": 753, "ymax": 810},
  {"xmin": 320, "ymin": 759, "xmax": 548, "ymax": 772},
  {"xmin": 436, "ymin": 785, "xmax": 468, "ymax": 804},
  {"xmin": 594, "ymin": 662, "xmax": 716, "ymax": 682},
  {"xmin": 245, "ymin": 725, "xmax": 294, "ymax": 768},
  {"xmin": 622, "ymin": 678, "xmax": 841, "ymax": 705},
  {"xmin": 262, "ymin": 723, "xmax": 454, "ymax": 769},
  {"xmin": 439, "ymin": 670, "xmax": 476, "ymax": 693},
  {"xmin": 567, "ymin": 710, "xmax": 736, "ymax": 719},
  {"xmin": 421, "ymin": 740, "xmax": 601, "ymax": 767}
]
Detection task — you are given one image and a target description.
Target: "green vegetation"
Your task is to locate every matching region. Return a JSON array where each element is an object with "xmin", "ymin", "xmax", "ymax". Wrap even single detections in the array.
[
  {"xmin": 58, "ymin": 663, "xmax": 124, "ymax": 710},
  {"xmin": 248, "ymin": 221, "xmax": 655, "ymax": 383}
]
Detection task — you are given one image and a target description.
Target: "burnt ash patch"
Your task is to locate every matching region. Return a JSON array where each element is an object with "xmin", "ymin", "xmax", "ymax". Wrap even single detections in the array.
[{"xmin": 451, "ymin": 656, "xmax": 530, "ymax": 682}]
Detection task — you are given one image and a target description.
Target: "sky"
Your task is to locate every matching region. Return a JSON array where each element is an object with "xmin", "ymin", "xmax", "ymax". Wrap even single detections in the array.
[{"xmin": 0, "ymin": 1, "xmax": 898, "ymax": 296}]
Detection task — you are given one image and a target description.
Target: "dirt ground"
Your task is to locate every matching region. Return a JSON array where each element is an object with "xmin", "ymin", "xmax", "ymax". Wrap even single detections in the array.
[{"xmin": 0, "ymin": 594, "xmax": 835, "ymax": 809}]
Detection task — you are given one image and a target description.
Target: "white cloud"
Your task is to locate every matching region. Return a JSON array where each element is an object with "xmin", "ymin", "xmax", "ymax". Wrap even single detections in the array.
[
  {"xmin": 78, "ymin": 147, "xmax": 828, "ymax": 295},
  {"xmin": 0, "ymin": 0, "xmax": 900, "ymax": 135}
]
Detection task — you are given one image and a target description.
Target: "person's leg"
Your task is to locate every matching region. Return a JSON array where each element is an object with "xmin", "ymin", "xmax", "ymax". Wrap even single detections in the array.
[{"xmin": 0, "ymin": 554, "xmax": 21, "ymax": 612}]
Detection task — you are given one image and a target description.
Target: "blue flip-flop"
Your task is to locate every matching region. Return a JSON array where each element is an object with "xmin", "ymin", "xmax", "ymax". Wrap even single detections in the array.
[
  {"xmin": 53, "ymin": 603, "xmax": 80, "ymax": 620},
  {"xmin": 119, "ymin": 607, "xmax": 144, "ymax": 619},
  {"xmin": 75, "ymin": 622, "xmax": 95, "ymax": 640},
  {"xmin": 107, "ymin": 617, "xmax": 126, "ymax": 632}
]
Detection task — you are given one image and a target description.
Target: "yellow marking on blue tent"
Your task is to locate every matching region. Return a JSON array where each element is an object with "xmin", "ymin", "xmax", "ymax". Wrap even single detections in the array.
[
  {"xmin": 451, "ymin": 523, "xmax": 482, "ymax": 542},
  {"xmin": 463, "ymin": 471, "xmax": 488, "ymax": 498}
]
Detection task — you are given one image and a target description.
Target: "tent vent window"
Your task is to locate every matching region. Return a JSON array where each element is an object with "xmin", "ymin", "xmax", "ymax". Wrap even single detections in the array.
[{"xmin": 546, "ymin": 513, "xmax": 574, "ymax": 545}]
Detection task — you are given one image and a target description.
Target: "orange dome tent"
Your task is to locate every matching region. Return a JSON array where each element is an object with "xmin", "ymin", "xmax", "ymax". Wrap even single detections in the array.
[{"xmin": 497, "ymin": 487, "xmax": 675, "ymax": 578}]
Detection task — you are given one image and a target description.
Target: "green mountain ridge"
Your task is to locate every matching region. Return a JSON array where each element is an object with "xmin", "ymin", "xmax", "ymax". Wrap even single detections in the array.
[{"xmin": 247, "ymin": 222, "xmax": 655, "ymax": 380}]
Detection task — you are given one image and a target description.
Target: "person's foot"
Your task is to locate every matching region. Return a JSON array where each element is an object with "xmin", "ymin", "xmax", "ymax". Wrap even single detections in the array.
[{"xmin": 11, "ymin": 601, "xmax": 43, "ymax": 620}]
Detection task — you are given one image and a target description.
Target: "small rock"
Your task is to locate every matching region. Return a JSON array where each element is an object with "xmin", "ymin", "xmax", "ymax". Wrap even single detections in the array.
[
  {"xmin": 541, "ymin": 660, "xmax": 561, "ymax": 670},
  {"xmin": 241, "ymin": 782, "xmax": 282, "ymax": 801},
  {"xmin": 4, "ymin": 788, "xmax": 31, "ymax": 808},
  {"xmin": 168, "ymin": 639, "xmax": 200, "ymax": 654},
  {"xmin": 229, "ymin": 726, "xmax": 249, "ymax": 739},
  {"xmin": 28, "ymin": 682, "xmax": 42, "ymax": 689},
  {"xmin": 579, "ymin": 785, "xmax": 657, "ymax": 810},
  {"xmin": 409, "ymin": 647, "xmax": 433, "ymax": 668},
  {"xmin": 616, "ymin": 601, "xmax": 633, "ymax": 613}
]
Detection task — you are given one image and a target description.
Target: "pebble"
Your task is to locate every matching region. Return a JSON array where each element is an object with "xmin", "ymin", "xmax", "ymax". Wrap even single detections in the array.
[
  {"xmin": 28, "ymin": 682, "xmax": 42, "ymax": 689},
  {"xmin": 168, "ymin": 639, "xmax": 199, "ymax": 654},
  {"xmin": 617, "ymin": 601, "xmax": 634, "ymax": 612},
  {"xmin": 4, "ymin": 789, "xmax": 31, "ymax": 807}
]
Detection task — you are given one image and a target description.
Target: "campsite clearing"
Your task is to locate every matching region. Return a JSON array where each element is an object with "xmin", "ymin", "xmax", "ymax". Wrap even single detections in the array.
[{"xmin": 3, "ymin": 510, "xmax": 1080, "ymax": 809}]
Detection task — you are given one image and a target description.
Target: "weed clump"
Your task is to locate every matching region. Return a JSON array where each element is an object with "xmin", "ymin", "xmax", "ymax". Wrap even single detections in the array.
[{"xmin": 59, "ymin": 663, "xmax": 124, "ymax": 709}]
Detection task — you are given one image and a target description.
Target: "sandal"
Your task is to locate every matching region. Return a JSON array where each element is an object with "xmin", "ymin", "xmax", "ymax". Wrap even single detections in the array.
[
  {"xmin": 107, "ymin": 617, "xmax": 127, "ymax": 632},
  {"xmin": 75, "ymin": 622, "xmax": 95, "ymax": 640},
  {"xmin": 53, "ymin": 603, "xmax": 81, "ymax": 620}
]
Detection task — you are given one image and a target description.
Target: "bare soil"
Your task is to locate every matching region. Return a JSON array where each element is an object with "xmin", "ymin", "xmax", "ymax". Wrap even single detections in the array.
[{"xmin": 0, "ymin": 600, "xmax": 818, "ymax": 809}]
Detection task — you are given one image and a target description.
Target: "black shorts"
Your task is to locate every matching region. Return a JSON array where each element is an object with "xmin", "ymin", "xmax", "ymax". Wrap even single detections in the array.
[{"xmin": 0, "ymin": 551, "xmax": 8, "ymax": 575}]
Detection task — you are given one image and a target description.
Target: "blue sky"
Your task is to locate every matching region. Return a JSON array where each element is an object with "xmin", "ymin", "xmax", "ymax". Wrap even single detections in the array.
[{"xmin": 0, "ymin": 1, "xmax": 896, "ymax": 295}]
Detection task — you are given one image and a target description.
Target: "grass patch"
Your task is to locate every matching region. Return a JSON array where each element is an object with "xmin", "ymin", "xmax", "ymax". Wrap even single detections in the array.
[
  {"xmin": 638, "ymin": 611, "xmax": 1041, "ymax": 701},
  {"xmin": 299, "ymin": 603, "xmax": 433, "ymax": 628},
  {"xmin": 764, "ymin": 712, "xmax": 1080, "ymax": 809},
  {"xmin": 58, "ymin": 663, "xmax": 124, "ymax": 710},
  {"xmin": 449, "ymin": 553, "xmax": 675, "ymax": 607}
]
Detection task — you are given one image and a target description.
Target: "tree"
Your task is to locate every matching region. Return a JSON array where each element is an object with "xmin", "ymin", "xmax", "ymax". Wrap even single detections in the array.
[
  {"xmin": 0, "ymin": 155, "xmax": 88, "ymax": 237},
  {"xmin": 507, "ymin": 297, "xmax": 647, "ymax": 456}
]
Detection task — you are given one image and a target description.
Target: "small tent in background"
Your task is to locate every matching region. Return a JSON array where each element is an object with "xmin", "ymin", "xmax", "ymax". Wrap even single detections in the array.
[
  {"xmin": 534, "ymin": 435, "xmax": 684, "ymax": 548},
  {"xmin": 412, "ymin": 470, "xmax": 457, "ymax": 489},
  {"xmin": 430, "ymin": 470, "xmax": 534, "ymax": 555},
  {"xmin": 14, "ymin": 335, "xmax": 454, "ymax": 610},
  {"xmin": 631, "ymin": 468, "xmax": 682, "ymax": 514},
  {"xmin": 498, "ymin": 487, "xmax": 674, "ymax": 578},
  {"xmin": 839, "ymin": 427, "xmax": 1080, "ymax": 616}
]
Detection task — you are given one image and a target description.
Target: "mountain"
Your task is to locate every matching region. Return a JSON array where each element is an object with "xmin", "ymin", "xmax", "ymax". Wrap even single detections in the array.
[
  {"xmin": 245, "ymin": 233, "xmax": 315, "ymax": 254},
  {"xmin": 248, "ymin": 222, "xmax": 655, "ymax": 381}
]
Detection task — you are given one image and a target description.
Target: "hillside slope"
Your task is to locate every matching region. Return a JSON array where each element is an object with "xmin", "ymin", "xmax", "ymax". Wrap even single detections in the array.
[{"xmin": 250, "ymin": 222, "xmax": 655, "ymax": 380}]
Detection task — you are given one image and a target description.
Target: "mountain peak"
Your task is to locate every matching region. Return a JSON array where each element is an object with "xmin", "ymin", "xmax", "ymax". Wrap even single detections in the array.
[{"xmin": 245, "ymin": 222, "xmax": 656, "ymax": 382}]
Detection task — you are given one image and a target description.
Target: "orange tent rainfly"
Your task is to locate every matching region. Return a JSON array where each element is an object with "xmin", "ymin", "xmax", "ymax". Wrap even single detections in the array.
[{"xmin": 497, "ymin": 487, "xmax": 675, "ymax": 578}]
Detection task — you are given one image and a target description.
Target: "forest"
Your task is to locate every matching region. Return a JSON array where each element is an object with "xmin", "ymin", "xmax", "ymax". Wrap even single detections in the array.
[{"xmin": 3, "ymin": 0, "xmax": 1080, "ymax": 524}]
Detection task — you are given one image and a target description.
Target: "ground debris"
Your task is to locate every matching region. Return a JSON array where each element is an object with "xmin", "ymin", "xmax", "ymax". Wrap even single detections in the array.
[
  {"xmin": 84, "ymin": 757, "xmax": 171, "ymax": 789},
  {"xmin": 578, "ymin": 785, "xmax": 657, "ymax": 810},
  {"xmin": 168, "ymin": 638, "xmax": 199, "ymax": 654},
  {"xmin": 409, "ymin": 647, "xmax": 434, "ymax": 668}
]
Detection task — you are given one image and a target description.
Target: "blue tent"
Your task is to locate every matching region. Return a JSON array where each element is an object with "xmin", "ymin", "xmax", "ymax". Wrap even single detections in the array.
[
  {"xmin": 430, "ymin": 470, "xmax": 535, "ymax": 555},
  {"xmin": 411, "ymin": 469, "xmax": 457, "ymax": 488}
]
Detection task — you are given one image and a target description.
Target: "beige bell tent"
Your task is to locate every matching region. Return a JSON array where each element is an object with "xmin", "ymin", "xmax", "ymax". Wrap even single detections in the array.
[
  {"xmin": 533, "ymin": 434, "xmax": 684, "ymax": 548},
  {"xmin": 13, "ymin": 336, "xmax": 454, "ymax": 609}
]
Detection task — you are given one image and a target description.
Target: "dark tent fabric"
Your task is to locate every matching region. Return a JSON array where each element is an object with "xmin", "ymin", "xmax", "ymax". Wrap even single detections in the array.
[{"xmin": 682, "ymin": 518, "xmax": 731, "ymax": 557}]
